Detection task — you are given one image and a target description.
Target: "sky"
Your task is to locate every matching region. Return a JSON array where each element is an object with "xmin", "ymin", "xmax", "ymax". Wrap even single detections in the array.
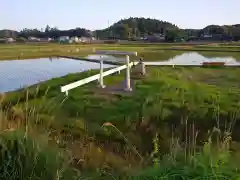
[{"xmin": 0, "ymin": 0, "xmax": 239, "ymax": 31}]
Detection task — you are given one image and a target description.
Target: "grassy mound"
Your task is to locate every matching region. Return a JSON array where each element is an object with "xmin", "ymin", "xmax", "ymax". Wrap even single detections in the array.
[{"xmin": 2, "ymin": 64, "xmax": 240, "ymax": 179}]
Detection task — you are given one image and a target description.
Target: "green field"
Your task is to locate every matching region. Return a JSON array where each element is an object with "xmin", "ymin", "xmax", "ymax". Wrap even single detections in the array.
[
  {"xmin": 1, "ymin": 43, "xmax": 240, "ymax": 179},
  {"xmin": 1, "ymin": 42, "xmax": 240, "ymax": 61}
]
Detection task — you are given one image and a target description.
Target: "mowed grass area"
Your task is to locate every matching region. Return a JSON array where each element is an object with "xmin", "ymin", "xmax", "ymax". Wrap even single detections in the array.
[
  {"xmin": 1, "ymin": 65, "xmax": 240, "ymax": 179},
  {"xmin": 1, "ymin": 42, "xmax": 240, "ymax": 61}
]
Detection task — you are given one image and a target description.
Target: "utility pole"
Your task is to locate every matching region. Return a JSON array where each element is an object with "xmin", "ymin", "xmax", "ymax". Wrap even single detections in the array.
[{"xmin": 108, "ymin": 20, "xmax": 110, "ymax": 39}]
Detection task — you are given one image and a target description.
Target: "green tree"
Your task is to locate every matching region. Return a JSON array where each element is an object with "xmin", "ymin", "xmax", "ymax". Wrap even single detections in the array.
[
  {"xmin": 45, "ymin": 25, "xmax": 51, "ymax": 33},
  {"xmin": 123, "ymin": 24, "xmax": 131, "ymax": 39},
  {"xmin": 232, "ymin": 27, "xmax": 240, "ymax": 41},
  {"xmin": 165, "ymin": 29, "xmax": 179, "ymax": 42}
]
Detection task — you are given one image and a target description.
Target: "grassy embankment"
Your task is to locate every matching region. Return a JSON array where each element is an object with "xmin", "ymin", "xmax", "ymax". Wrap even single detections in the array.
[
  {"xmin": 1, "ymin": 43, "xmax": 240, "ymax": 179},
  {"xmin": 1, "ymin": 64, "xmax": 240, "ymax": 179}
]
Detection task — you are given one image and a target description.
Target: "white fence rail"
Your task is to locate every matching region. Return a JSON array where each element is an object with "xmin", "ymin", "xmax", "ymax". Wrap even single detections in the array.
[
  {"xmin": 143, "ymin": 61, "xmax": 240, "ymax": 67},
  {"xmin": 143, "ymin": 61, "xmax": 175, "ymax": 66},
  {"xmin": 61, "ymin": 56, "xmax": 240, "ymax": 95},
  {"xmin": 60, "ymin": 62, "xmax": 138, "ymax": 95},
  {"xmin": 61, "ymin": 51, "xmax": 138, "ymax": 96},
  {"xmin": 95, "ymin": 50, "xmax": 137, "ymax": 56}
]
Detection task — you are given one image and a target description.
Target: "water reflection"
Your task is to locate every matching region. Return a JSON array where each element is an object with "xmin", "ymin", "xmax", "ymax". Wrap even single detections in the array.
[
  {"xmin": 145, "ymin": 52, "xmax": 240, "ymax": 66},
  {"xmin": 85, "ymin": 54, "xmax": 125, "ymax": 63},
  {"xmin": 1, "ymin": 52, "xmax": 240, "ymax": 93},
  {"xmin": 0, "ymin": 57, "xmax": 115, "ymax": 93}
]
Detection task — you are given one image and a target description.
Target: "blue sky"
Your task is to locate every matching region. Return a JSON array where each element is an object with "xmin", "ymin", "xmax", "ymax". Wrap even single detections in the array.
[{"xmin": 1, "ymin": 0, "xmax": 239, "ymax": 31}]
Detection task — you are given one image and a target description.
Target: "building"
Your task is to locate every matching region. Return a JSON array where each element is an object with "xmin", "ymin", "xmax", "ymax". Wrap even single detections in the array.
[
  {"xmin": 79, "ymin": 37, "xmax": 95, "ymax": 43},
  {"xmin": 5, "ymin": 38, "xmax": 15, "ymax": 43},
  {"xmin": 0, "ymin": 38, "xmax": 16, "ymax": 43},
  {"xmin": 0, "ymin": 29, "xmax": 18, "ymax": 38},
  {"xmin": 28, "ymin": 37, "xmax": 40, "ymax": 42},
  {"xmin": 58, "ymin": 36, "xmax": 72, "ymax": 43},
  {"xmin": 71, "ymin": 36, "xmax": 79, "ymax": 43},
  {"xmin": 145, "ymin": 33, "xmax": 165, "ymax": 42}
]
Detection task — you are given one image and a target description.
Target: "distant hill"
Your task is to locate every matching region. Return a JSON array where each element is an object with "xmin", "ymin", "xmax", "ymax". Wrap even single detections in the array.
[
  {"xmin": 0, "ymin": 29, "xmax": 18, "ymax": 38},
  {"xmin": 94, "ymin": 17, "xmax": 179, "ymax": 39}
]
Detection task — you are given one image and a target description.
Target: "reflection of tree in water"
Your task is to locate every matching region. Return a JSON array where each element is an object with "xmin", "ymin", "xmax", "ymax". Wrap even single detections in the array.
[
  {"xmin": 198, "ymin": 52, "xmax": 240, "ymax": 60},
  {"xmin": 138, "ymin": 51, "xmax": 240, "ymax": 62},
  {"xmin": 137, "ymin": 51, "xmax": 184, "ymax": 61}
]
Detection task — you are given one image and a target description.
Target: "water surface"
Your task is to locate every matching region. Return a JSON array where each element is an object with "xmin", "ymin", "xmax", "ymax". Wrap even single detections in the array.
[
  {"xmin": 85, "ymin": 54, "xmax": 126, "ymax": 63},
  {"xmin": 145, "ymin": 52, "xmax": 240, "ymax": 66},
  {"xmin": 0, "ymin": 57, "xmax": 115, "ymax": 93},
  {"xmin": 1, "ymin": 52, "xmax": 240, "ymax": 93}
]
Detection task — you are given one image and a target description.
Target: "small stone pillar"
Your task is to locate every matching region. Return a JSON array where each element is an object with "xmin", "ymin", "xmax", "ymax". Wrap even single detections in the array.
[
  {"xmin": 139, "ymin": 57, "xmax": 146, "ymax": 75},
  {"xmin": 98, "ymin": 58, "xmax": 106, "ymax": 88},
  {"xmin": 124, "ymin": 55, "xmax": 132, "ymax": 91},
  {"xmin": 132, "ymin": 57, "xmax": 146, "ymax": 76}
]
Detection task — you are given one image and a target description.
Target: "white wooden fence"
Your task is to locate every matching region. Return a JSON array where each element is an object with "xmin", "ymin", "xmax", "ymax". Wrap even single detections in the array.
[
  {"xmin": 60, "ymin": 51, "xmax": 238, "ymax": 96},
  {"xmin": 60, "ymin": 51, "xmax": 138, "ymax": 96}
]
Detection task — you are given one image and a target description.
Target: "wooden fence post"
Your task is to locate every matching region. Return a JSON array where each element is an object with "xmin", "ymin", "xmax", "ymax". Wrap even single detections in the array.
[
  {"xmin": 124, "ymin": 55, "xmax": 132, "ymax": 91},
  {"xmin": 98, "ymin": 58, "xmax": 106, "ymax": 88}
]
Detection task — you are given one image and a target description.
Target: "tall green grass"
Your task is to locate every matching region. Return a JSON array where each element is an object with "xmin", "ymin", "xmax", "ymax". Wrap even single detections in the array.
[
  {"xmin": 1, "ymin": 66, "xmax": 240, "ymax": 179},
  {"xmin": 0, "ymin": 130, "xmax": 72, "ymax": 180}
]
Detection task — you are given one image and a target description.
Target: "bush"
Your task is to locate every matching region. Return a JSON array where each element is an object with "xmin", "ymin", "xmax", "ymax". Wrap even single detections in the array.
[{"xmin": 15, "ymin": 37, "xmax": 27, "ymax": 43}]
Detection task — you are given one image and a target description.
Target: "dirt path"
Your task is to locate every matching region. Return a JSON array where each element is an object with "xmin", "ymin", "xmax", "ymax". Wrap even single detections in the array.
[
  {"xmin": 91, "ymin": 67, "xmax": 145, "ymax": 97},
  {"xmin": 92, "ymin": 79, "xmax": 135, "ymax": 97}
]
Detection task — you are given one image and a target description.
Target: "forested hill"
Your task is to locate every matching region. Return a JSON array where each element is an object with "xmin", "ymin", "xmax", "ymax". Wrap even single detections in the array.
[{"xmin": 94, "ymin": 17, "xmax": 179, "ymax": 39}]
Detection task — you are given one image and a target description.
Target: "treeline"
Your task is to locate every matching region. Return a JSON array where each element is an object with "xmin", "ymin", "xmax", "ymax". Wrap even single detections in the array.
[
  {"xmin": 184, "ymin": 25, "xmax": 240, "ymax": 41},
  {"xmin": 0, "ymin": 26, "xmax": 92, "ymax": 39},
  {"xmin": 0, "ymin": 17, "xmax": 240, "ymax": 41}
]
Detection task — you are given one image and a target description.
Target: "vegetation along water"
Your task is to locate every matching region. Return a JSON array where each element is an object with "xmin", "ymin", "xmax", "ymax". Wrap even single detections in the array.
[{"xmin": 1, "ymin": 42, "xmax": 240, "ymax": 179}]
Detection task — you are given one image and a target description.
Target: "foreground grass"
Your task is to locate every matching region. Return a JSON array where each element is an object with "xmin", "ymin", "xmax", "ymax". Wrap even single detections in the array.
[
  {"xmin": 0, "ymin": 130, "xmax": 76, "ymax": 180},
  {"xmin": 0, "ymin": 128, "xmax": 239, "ymax": 179},
  {"xmin": 1, "ymin": 65, "xmax": 240, "ymax": 178}
]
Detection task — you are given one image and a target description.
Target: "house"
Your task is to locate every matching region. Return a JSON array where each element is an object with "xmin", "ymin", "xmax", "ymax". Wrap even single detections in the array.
[
  {"xmin": 79, "ymin": 37, "xmax": 88, "ymax": 42},
  {"xmin": 203, "ymin": 34, "xmax": 212, "ymax": 38},
  {"xmin": 71, "ymin": 36, "xmax": 79, "ymax": 43},
  {"xmin": 48, "ymin": 38, "xmax": 53, "ymax": 42},
  {"xmin": 0, "ymin": 29, "xmax": 18, "ymax": 38},
  {"xmin": 145, "ymin": 33, "xmax": 165, "ymax": 42},
  {"xmin": 153, "ymin": 33, "xmax": 165, "ymax": 40},
  {"xmin": 0, "ymin": 38, "xmax": 15, "ymax": 43},
  {"xmin": 58, "ymin": 36, "xmax": 72, "ymax": 43},
  {"xmin": 79, "ymin": 37, "xmax": 93, "ymax": 43},
  {"xmin": 199, "ymin": 34, "xmax": 232, "ymax": 41},
  {"xmin": 28, "ymin": 37, "xmax": 40, "ymax": 42},
  {"xmin": 5, "ymin": 38, "xmax": 15, "ymax": 43}
]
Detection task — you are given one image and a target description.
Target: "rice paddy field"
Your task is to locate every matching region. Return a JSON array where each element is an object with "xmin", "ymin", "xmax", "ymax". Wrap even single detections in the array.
[
  {"xmin": 1, "ymin": 43, "xmax": 240, "ymax": 179},
  {"xmin": 1, "ymin": 42, "xmax": 240, "ymax": 60}
]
